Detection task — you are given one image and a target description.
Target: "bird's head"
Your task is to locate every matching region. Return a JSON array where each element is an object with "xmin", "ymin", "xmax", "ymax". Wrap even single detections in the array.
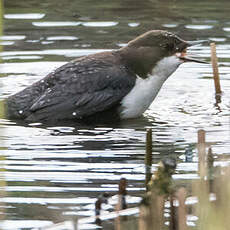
[{"xmin": 119, "ymin": 30, "xmax": 207, "ymax": 79}]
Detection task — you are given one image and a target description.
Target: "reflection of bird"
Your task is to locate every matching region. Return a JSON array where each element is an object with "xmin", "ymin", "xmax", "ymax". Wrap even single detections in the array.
[{"xmin": 5, "ymin": 30, "xmax": 206, "ymax": 123}]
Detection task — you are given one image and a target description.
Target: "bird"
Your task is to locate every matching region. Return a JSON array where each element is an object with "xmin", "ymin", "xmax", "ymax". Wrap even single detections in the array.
[{"xmin": 4, "ymin": 30, "xmax": 207, "ymax": 124}]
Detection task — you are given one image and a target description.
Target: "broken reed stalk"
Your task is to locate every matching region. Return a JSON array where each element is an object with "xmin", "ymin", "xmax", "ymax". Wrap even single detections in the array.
[
  {"xmin": 95, "ymin": 198, "xmax": 102, "ymax": 226},
  {"xmin": 177, "ymin": 188, "xmax": 187, "ymax": 230},
  {"xmin": 150, "ymin": 191, "xmax": 165, "ymax": 230},
  {"xmin": 118, "ymin": 178, "xmax": 127, "ymax": 210},
  {"xmin": 145, "ymin": 128, "xmax": 153, "ymax": 190},
  {"xmin": 149, "ymin": 159, "xmax": 176, "ymax": 230},
  {"xmin": 207, "ymin": 147, "xmax": 214, "ymax": 193},
  {"xmin": 210, "ymin": 43, "xmax": 221, "ymax": 95},
  {"xmin": 138, "ymin": 193, "xmax": 165, "ymax": 230},
  {"xmin": 197, "ymin": 129, "xmax": 206, "ymax": 178},
  {"xmin": 169, "ymin": 194, "xmax": 177, "ymax": 230},
  {"xmin": 209, "ymin": 167, "xmax": 230, "ymax": 230},
  {"xmin": 115, "ymin": 214, "xmax": 121, "ymax": 230},
  {"xmin": 115, "ymin": 178, "xmax": 127, "ymax": 230},
  {"xmin": 73, "ymin": 219, "xmax": 78, "ymax": 230},
  {"xmin": 195, "ymin": 130, "xmax": 210, "ymax": 230},
  {"xmin": 138, "ymin": 201, "xmax": 150, "ymax": 230}
]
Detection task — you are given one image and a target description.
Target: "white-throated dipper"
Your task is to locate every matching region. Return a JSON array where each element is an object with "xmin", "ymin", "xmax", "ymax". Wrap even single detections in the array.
[{"xmin": 5, "ymin": 30, "xmax": 207, "ymax": 123}]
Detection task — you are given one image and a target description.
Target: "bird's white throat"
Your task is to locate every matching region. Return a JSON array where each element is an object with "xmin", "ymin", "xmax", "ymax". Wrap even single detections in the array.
[{"xmin": 120, "ymin": 55, "xmax": 182, "ymax": 119}]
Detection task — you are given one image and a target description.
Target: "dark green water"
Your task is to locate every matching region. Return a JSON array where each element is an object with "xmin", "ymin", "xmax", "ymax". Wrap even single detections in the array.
[{"xmin": 0, "ymin": 0, "xmax": 230, "ymax": 229}]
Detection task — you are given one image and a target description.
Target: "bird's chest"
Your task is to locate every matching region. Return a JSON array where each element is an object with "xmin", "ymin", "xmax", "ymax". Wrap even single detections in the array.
[{"xmin": 119, "ymin": 74, "xmax": 165, "ymax": 119}]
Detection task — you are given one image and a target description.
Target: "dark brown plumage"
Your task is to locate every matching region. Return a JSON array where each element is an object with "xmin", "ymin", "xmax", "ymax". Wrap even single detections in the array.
[{"xmin": 5, "ymin": 30, "xmax": 205, "ymax": 123}]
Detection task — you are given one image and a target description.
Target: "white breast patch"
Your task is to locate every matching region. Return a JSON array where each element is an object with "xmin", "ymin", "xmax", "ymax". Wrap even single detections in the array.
[
  {"xmin": 120, "ymin": 74, "xmax": 164, "ymax": 119},
  {"xmin": 119, "ymin": 55, "xmax": 181, "ymax": 119}
]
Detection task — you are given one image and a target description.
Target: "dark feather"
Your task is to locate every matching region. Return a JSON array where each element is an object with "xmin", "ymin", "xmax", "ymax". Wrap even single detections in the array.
[{"xmin": 6, "ymin": 51, "xmax": 136, "ymax": 122}]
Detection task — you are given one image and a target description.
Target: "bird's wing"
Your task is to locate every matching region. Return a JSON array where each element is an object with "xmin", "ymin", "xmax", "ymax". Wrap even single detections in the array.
[{"xmin": 26, "ymin": 59, "xmax": 135, "ymax": 121}]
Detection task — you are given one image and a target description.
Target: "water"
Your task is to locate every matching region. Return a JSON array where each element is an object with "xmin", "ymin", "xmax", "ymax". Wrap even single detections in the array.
[{"xmin": 0, "ymin": 0, "xmax": 230, "ymax": 229}]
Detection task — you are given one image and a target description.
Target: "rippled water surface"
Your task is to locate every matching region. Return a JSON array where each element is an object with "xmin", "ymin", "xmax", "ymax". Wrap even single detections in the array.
[{"xmin": 0, "ymin": 0, "xmax": 230, "ymax": 229}]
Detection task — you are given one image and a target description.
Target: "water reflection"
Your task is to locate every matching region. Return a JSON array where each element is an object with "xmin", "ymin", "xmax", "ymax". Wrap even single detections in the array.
[
  {"xmin": 0, "ymin": 0, "xmax": 230, "ymax": 229},
  {"xmin": 4, "ymin": 13, "xmax": 45, "ymax": 20}
]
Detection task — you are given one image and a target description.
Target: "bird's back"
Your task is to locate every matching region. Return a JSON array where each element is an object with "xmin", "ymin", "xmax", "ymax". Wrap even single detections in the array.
[{"xmin": 5, "ymin": 51, "xmax": 136, "ymax": 123}]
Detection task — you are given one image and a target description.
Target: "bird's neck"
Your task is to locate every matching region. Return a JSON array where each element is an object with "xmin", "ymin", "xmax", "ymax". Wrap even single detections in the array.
[
  {"xmin": 151, "ymin": 55, "xmax": 182, "ymax": 81},
  {"xmin": 119, "ymin": 55, "xmax": 182, "ymax": 120},
  {"xmin": 118, "ymin": 47, "xmax": 164, "ymax": 79},
  {"xmin": 118, "ymin": 47, "xmax": 182, "ymax": 80}
]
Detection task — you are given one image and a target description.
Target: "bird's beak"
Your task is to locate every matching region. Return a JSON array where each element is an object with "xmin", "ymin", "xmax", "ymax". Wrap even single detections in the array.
[
  {"xmin": 178, "ymin": 40, "xmax": 209, "ymax": 64},
  {"xmin": 186, "ymin": 40, "xmax": 208, "ymax": 47},
  {"xmin": 179, "ymin": 55, "xmax": 209, "ymax": 64}
]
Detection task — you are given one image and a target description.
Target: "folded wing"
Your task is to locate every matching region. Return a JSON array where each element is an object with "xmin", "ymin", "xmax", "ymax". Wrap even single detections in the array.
[{"xmin": 26, "ymin": 58, "xmax": 135, "ymax": 121}]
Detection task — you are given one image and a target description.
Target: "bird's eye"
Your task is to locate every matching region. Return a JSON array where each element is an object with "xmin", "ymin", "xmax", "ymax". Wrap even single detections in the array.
[
  {"xmin": 167, "ymin": 43, "xmax": 176, "ymax": 51},
  {"xmin": 160, "ymin": 42, "xmax": 170, "ymax": 49},
  {"xmin": 160, "ymin": 42, "xmax": 175, "ymax": 51},
  {"xmin": 159, "ymin": 43, "xmax": 167, "ymax": 48}
]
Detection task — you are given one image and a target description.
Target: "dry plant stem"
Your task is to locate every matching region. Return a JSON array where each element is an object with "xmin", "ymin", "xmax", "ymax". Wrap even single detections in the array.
[
  {"xmin": 115, "ymin": 178, "xmax": 128, "ymax": 230},
  {"xmin": 73, "ymin": 219, "xmax": 78, "ymax": 230},
  {"xmin": 177, "ymin": 188, "xmax": 187, "ymax": 230},
  {"xmin": 207, "ymin": 147, "xmax": 214, "ymax": 170},
  {"xmin": 214, "ymin": 168, "xmax": 230, "ymax": 213},
  {"xmin": 118, "ymin": 178, "xmax": 127, "ymax": 209},
  {"xmin": 145, "ymin": 129, "xmax": 153, "ymax": 190},
  {"xmin": 218, "ymin": 168, "xmax": 230, "ymax": 229},
  {"xmin": 197, "ymin": 129, "xmax": 206, "ymax": 179},
  {"xmin": 207, "ymin": 147, "xmax": 214, "ymax": 193},
  {"xmin": 193, "ymin": 177, "xmax": 210, "ymax": 230},
  {"xmin": 150, "ymin": 191, "xmax": 164, "ymax": 230},
  {"xmin": 115, "ymin": 203, "xmax": 121, "ymax": 230},
  {"xmin": 169, "ymin": 194, "xmax": 177, "ymax": 230},
  {"xmin": 145, "ymin": 129, "xmax": 153, "ymax": 167},
  {"xmin": 210, "ymin": 43, "xmax": 221, "ymax": 94},
  {"xmin": 119, "ymin": 178, "xmax": 127, "ymax": 195},
  {"xmin": 138, "ymin": 205, "xmax": 150, "ymax": 230},
  {"xmin": 195, "ymin": 130, "xmax": 210, "ymax": 230},
  {"xmin": 197, "ymin": 167, "xmax": 230, "ymax": 230}
]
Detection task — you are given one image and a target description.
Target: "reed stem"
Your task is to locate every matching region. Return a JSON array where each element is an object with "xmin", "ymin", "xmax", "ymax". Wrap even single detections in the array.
[
  {"xmin": 210, "ymin": 43, "xmax": 221, "ymax": 95},
  {"xmin": 145, "ymin": 129, "xmax": 153, "ymax": 190}
]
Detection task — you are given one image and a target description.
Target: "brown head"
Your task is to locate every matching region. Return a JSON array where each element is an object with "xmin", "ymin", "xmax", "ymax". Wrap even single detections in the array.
[{"xmin": 119, "ymin": 30, "xmax": 206, "ymax": 78}]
